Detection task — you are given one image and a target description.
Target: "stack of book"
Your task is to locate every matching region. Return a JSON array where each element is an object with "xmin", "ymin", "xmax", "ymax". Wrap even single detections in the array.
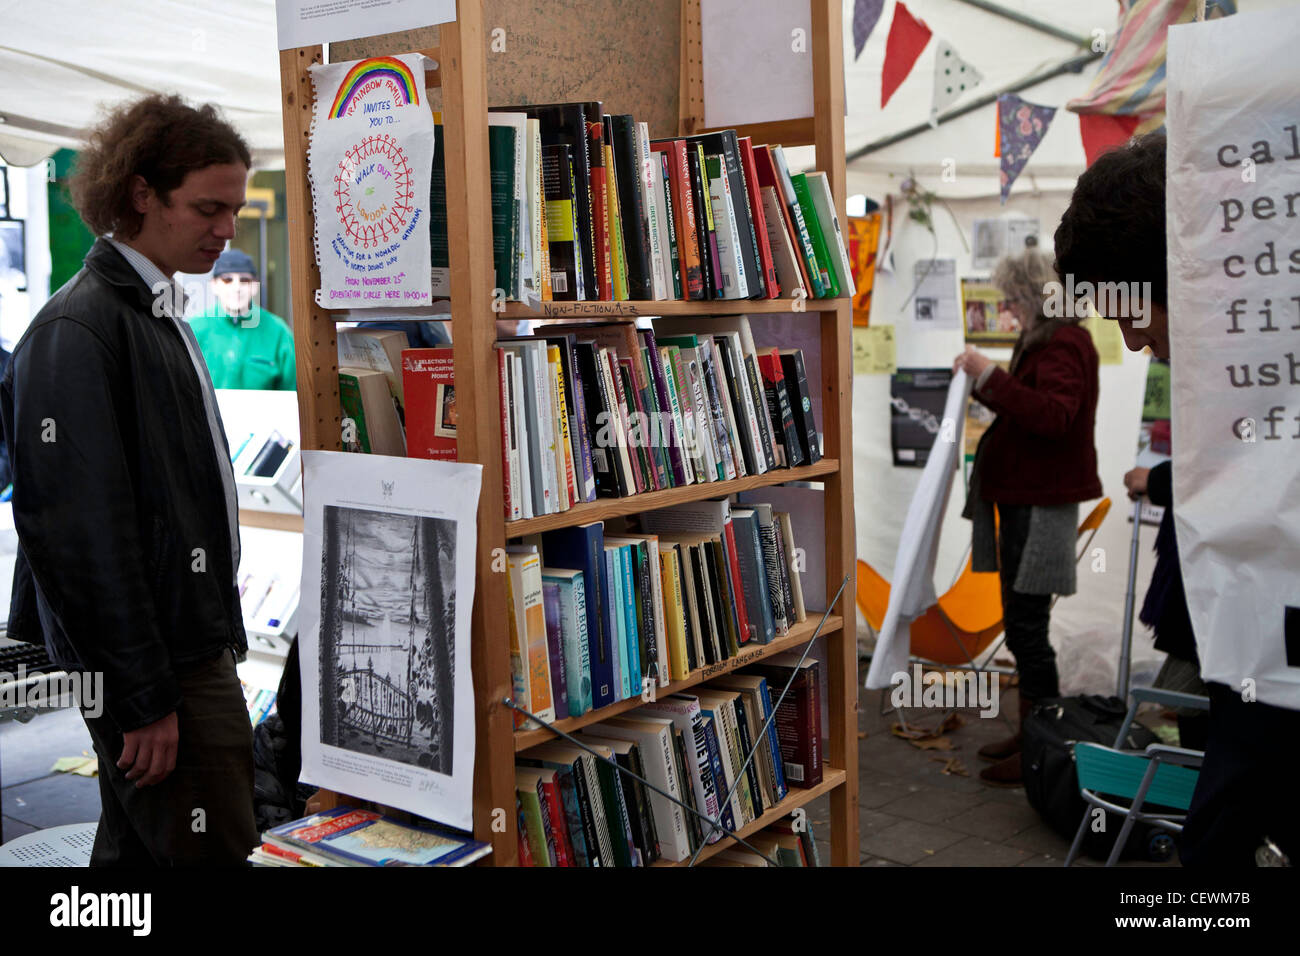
[
  {"xmin": 497, "ymin": 317, "xmax": 821, "ymax": 520},
  {"xmin": 698, "ymin": 818, "xmax": 822, "ymax": 868},
  {"xmin": 514, "ymin": 659, "xmax": 822, "ymax": 867},
  {"xmin": 506, "ymin": 498, "xmax": 808, "ymax": 723},
  {"xmin": 251, "ymin": 807, "xmax": 492, "ymax": 867},
  {"xmin": 430, "ymin": 103, "xmax": 854, "ymax": 304}
]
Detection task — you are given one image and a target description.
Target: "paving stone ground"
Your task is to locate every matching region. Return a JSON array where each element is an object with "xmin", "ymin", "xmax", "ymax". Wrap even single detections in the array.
[{"xmin": 800, "ymin": 667, "xmax": 1183, "ymax": 867}]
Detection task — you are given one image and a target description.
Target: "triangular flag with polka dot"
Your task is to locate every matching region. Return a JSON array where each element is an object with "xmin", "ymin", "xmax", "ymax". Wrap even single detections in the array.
[{"xmin": 930, "ymin": 39, "xmax": 982, "ymax": 124}]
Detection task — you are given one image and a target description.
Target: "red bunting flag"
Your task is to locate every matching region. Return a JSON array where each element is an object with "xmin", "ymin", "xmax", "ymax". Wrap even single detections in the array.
[
  {"xmin": 881, "ymin": 2, "xmax": 932, "ymax": 109},
  {"xmin": 1078, "ymin": 113, "xmax": 1141, "ymax": 167}
]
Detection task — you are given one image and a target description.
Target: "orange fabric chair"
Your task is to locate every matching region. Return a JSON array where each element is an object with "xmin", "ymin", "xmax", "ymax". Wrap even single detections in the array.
[{"xmin": 858, "ymin": 497, "xmax": 1112, "ymax": 669}]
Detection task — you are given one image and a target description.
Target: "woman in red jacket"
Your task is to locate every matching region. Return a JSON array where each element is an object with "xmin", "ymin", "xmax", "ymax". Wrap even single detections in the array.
[{"xmin": 953, "ymin": 248, "xmax": 1102, "ymax": 786}]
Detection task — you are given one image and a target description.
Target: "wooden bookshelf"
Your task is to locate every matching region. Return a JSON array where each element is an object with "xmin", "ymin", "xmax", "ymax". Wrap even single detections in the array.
[
  {"xmin": 651, "ymin": 766, "xmax": 847, "ymax": 867},
  {"xmin": 279, "ymin": 0, "xmax": 857, "ymax": 866}
]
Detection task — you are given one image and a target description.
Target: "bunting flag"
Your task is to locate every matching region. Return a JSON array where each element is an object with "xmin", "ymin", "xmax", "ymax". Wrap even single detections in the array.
[
  {"xmin": 1066, "ymin": 0, "xmax": 1233, "ymax": 134},
  {"xmin": 997, "ymin": 93, "xmax": 1056, "ymax": 203},
  {"xmin": 853, "ymin": 0, "xmax": 885, "ymax": 61},
  {"xmin": 1078, "ymin": 112, "xmax": 1141, "ymax": 166},
  {"xmin": 881, "ymin": 2, "xmax": 932, "ymax": 108},
  {"xmin": 930, "ymin": 39, "xmax": 982, "ymax": 124}
]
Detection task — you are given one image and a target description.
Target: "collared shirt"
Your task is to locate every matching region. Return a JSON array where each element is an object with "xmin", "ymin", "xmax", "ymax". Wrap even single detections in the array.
[{"xmin": 106, "ymin": 239, "xmax": 240, "ymax": 581}]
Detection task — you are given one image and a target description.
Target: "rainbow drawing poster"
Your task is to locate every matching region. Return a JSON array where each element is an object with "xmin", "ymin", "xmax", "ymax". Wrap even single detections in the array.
[{"xmin": 308, "ymin": 53, "xmax": 434, "ymax": 308}]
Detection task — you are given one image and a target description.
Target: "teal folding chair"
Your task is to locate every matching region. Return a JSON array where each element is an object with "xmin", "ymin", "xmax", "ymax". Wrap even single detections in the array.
[{"xmin": 1063, "ymin": 687, "xmax": 1208, "ymax": 867}]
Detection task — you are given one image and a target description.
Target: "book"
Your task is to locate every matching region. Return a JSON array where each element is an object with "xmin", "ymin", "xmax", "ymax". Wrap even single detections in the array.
[
  {"xmin": 649, "ymin": 138, "xmax": 705, "ymax": 299},
  {"xmin": 803, "ymin": 170, "xmax": 854, "ymax": 299},
  {"xmin": 506, "ymin": 548, "xmax": 555, "ymax": 729},
  {"xmin": 728, "ymin": 507, "xmax": 775, "ymax": 645},
  {"xmin": 542, "ymin": 142, "xmax": 582, "ymax": 300},
  {"xmin": 517, "ymin": 755, "xmax": 585, "ymax": 866},
  {"xmin": 779, "ymin": 348, "xmax": 822, "ymax": 465},
  {"xmin": 709, "ymin": 672, "xmax": 788, "ymax": 803},
  {"xmin": 760, "ymin": 183, "xmax": 807, "ymax": 299},
  {"xmin": 747, "ymin": 653, "xmax": 822, "ymax": 787},
  {"xmin": 338, "ymin": 367, "xmax": 404, "ymax": 456},
  {"xmin": 579, "ymin": 733, "xmax": 657, "ymax": 864},
  {"xmin": 705, "ymin": 153, "xmax": 748, "ymax": 299},
  {"xmin": 498, "ymin": 350, "xmax": 521, "ymax": 520},
  {"xmin": 761, "ymin": 144, "xmax": 825, "ymax": 298},
  {"xmin": 687, "ymin": 129, "xmax": 764, "ymax": 298},
  {"xmin": 527, "ymin": 741, "xmax": 610, "ymax": 867},
  {"xmin": 540, "ymin": 568, "xmax": 593, "ymax": 717},
  {"xmin": 687, "ymin": 143, "xmax": 724, "ymax": 299},
  {"xmin": 791, "ymin": 172, "xmax": 840, "ymax": 298},
  {"xmin": 609, "ymin": 114, "xmax": 653, "ymax": 299},
  {"xmin": 592, "ymin": 715, "xmax": 692, "ymax": 862},
  {"xmin": 639, "ymin": 693, "xmax": 727, "ymax": 843},
  {"xmin": 658, "ymin": 541, "xmax": 691, "ymax": 680},
  {"xmin": 657, "ymin": 151, "xmax": 683, "ymax": 299},
  {"xmin": 264, "ymin": 808, "xmax": 490, "ymax": 867},
  {"xmin": 778, "ymin": 510, "xmax": 808, "ymax": 623},
  {"xmin": 401, "ymin": 347, "xmax": 456, "ymax": 460},
  {"xmin": 542, "ymin": 332, "xmax": 597, "ymax": 502},
  {"xmin": 488, "ymin": 121, "xmax": 520, "ymax": 298},
  {"xmin": 497, "ymin": 102, "xmax": 600, "ymax": 297},
  {"xmin": 515, "ymin": 766, "xmax": 558, "ymax": 866},
  {"xmin": 757, "ymin": 349, "xmax": 804, "ymax": 468},
  {"xmin": 541, "ymin": 523, "xmax": 614, "ymax": 712},
  {"xmin": 587, "ymin": 117, "xmax": 613, "ymax": 300},
  {"xmin": 541, "ymin": 582, "xmax": 570, "ymax": 721},
  {"xmin": 337, "ymin": 328, "xmax": 408, "ymax": 441},
  {"xmin": 604, "ymin": 139, "xmax": 630, "ymax": 300},
  {"xmin": 738, "ymin": 136, "xmax": 780, "ymax": 298}
]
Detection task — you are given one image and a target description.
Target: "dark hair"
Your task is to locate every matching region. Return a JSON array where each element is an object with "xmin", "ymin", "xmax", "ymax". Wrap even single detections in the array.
[
  {"xmin": 70, "ymin": 93, "xmax": 251, "ymax": 239},
  {"xmin": 1054, "ymin": 132, "xmax": 1167, "ymax": 307}
]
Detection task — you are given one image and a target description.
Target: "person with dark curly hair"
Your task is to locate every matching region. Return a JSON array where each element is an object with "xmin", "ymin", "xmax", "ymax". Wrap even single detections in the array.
[
  {"xmin": 954, "ymin": 247, "xmax": 1103, "ymax": 787},
  {"xmin": 1055, "ymin": 132, "xmax": 1299, "ymax": 868},
  {"xmin": 0, "ymin": 93, "xmax": 258, "ymax": 865}
]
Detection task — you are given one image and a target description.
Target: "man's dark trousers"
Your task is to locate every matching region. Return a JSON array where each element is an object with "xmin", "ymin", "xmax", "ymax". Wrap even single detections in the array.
[{"xmin": 82, "ymin": 650, "xmax": 258, "ymax": 866}]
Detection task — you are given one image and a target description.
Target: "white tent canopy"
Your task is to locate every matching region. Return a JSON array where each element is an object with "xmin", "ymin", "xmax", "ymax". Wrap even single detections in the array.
[{"xmin": 0, "ymin": 0, "xmax": 284, "ymax": 166}]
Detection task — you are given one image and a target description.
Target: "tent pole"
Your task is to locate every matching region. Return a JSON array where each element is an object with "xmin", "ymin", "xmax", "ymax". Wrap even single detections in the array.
[
  {"xmin": 951, "ymin": 0, "xmax": 1091, "ymax": 47},
  {"xmin": 845, "ymin": 51, "xmax": 1102, "ymax": 161}
]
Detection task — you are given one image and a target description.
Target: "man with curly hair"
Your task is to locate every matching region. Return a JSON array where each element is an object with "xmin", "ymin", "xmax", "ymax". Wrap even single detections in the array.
[{"xmin": 0, "ymin": 93, "xmax": 258, "ymax": 865}]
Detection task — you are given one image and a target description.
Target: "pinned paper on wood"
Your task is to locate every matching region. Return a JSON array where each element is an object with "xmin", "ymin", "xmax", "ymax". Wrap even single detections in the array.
[{"xmin": 309, "ymin": 54, "xmax": 435, "ymax": 308}]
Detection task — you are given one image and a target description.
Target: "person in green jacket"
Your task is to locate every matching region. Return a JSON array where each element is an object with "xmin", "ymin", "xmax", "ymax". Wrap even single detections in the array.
[{"xmin": 189, "ymin": 248, "xmax": 297, "ymax": 389}]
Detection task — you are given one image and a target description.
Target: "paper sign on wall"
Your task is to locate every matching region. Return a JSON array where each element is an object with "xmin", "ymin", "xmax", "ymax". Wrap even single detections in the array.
[
  {"xmin": 1166, "ymin": 8, "xmax": 1300, "ymax": 709},
  {"xmin": 309, "ymin": 54, "xmax": 435, "ymax": 308},
  {"xmin": 276, "ymin": 0, "xmax": 455, "ymax": 51}
]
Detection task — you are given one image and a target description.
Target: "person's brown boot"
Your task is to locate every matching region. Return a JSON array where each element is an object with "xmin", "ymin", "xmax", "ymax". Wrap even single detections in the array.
[
  {"xmin": 977, "ymin": 695, "xmax": 1034, "ymax": 763},
  {"xmin": 979, "ymin": 751, "xmax": 1023, "ymax": 787}
]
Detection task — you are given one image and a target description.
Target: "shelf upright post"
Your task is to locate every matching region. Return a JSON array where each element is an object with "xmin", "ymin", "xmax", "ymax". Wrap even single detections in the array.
[{"xmin": 441, "ymin": 0, "xmax": 517, "ymax": 864}]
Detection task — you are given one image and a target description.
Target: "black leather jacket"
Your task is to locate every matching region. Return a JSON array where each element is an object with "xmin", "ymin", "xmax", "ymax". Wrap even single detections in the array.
[{"xmin": 2, "ymin": 239, "xmax": 246, "ymax": 731}]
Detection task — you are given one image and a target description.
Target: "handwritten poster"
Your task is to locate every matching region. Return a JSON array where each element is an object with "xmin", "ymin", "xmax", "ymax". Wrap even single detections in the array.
[{"xmin": 309, "ymin": 54, "xmax": 434, "ymax": 308}]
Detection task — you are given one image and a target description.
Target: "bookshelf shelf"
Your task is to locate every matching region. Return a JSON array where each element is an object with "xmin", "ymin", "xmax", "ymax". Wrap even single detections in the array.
[
  {"xmin": 513, "ymin": 613, "xmax": 844, "ymax": 751},
  {"xmin": 500, "ymin": 298, "xmax": 849, "ymax": 321},
  {"xmin": 650, "ymin": 765, "xmax": 847, "ymax": 867},
  {"xmin": 505, "ymin": 459, "xmax": 839, "ymax": 539},
  {"xmin": 280, "ymin": 0, "xmax": 857, "ymax": 866}
]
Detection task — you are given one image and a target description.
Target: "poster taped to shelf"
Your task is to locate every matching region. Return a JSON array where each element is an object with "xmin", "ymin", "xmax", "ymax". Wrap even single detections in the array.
[
  {"xmin": 298, "ymin": 451, "xmax": 482, "ymax": 830},
  {"xmin": 275, "ymin": 0, "xmax": 456, "ymax": 51},
  {"xmin": 309, "ymin": 53, "xmax": 435, "ymax": 308}
]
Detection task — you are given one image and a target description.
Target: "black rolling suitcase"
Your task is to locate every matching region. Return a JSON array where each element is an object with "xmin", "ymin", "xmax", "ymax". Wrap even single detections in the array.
[{"xmin": 1021, "ymin": 694, "xmax": 1176, "ymax": 862}]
